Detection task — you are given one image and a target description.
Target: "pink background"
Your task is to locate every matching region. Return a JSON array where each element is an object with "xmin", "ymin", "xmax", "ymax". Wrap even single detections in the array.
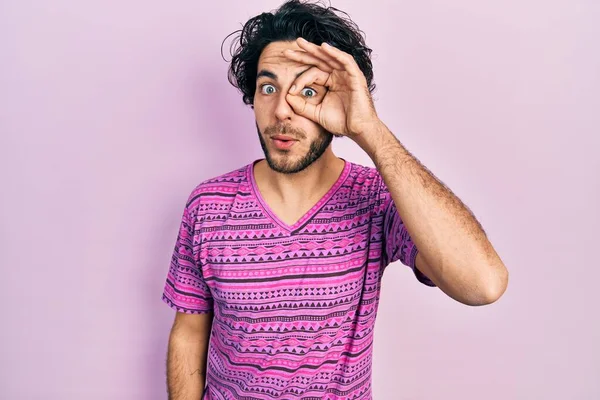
[{"xmin": 1, "ymin": 0, "xmax": 598, "ymax": 399}]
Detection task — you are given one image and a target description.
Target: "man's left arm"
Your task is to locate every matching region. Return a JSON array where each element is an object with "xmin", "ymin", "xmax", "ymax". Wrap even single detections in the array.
[
  {"xmin": 354, "ymin": 120, "xmax": 509, "ymax": 306},
  {"xmin": 281, "ymin": 38, "xmax": 508, "ymax": 306}
]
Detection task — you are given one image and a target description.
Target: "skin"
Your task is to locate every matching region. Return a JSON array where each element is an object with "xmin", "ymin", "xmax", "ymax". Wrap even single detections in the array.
[{"xmin": 166, "ymin": 311, "xmax": 213, "ymax": 399}]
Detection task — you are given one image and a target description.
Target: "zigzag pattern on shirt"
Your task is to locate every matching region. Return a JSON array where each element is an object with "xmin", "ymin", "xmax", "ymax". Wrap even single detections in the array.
[{"xmin": 162, "ymin": 161, "xmax": 427, "ymax": 400}]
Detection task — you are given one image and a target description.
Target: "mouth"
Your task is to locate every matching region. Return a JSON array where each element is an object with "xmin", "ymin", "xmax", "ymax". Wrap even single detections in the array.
[{"xmin": 271, "ymin": 135, "xmax": 299, "ymax": 150}]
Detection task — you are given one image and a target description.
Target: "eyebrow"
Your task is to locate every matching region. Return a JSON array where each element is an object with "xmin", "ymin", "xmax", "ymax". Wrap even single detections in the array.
[{"xmin": 256, "ymin": 68, "xmax": 311, "ymax": 81}]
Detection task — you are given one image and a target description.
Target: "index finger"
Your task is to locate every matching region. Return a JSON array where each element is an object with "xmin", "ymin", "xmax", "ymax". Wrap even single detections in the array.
[
  {"xmin": 320, "ymin": 42, "xmax": 362, "ymax": 78},
  {"xmin": 288, "ymin": 66, "xmax": 330, "ymax": 96},
  {"xmin": 295, "ymin": 37, "xmax": 345, "ymax": 70}
]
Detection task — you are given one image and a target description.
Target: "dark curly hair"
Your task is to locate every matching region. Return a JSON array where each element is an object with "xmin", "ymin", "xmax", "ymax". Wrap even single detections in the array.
[{"xmin": 223, "ymin": 0, "xmax": 375, "ymax": 106}]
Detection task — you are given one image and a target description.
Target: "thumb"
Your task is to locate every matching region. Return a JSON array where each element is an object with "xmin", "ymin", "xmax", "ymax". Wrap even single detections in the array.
[{"xmin": 286, "ymin": 93, "xmax": 318, "ymax": 123}]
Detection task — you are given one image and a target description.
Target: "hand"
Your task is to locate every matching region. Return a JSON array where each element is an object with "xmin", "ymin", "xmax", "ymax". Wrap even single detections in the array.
[{"xmin": 283, "ymin": 37, "xmax": 381, "ymax": 138}]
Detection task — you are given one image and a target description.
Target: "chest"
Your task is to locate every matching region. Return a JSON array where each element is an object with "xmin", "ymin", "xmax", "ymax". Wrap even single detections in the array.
[{"xmin": 197, "ymin": 219, "xmax": 377, "ymax": 316}]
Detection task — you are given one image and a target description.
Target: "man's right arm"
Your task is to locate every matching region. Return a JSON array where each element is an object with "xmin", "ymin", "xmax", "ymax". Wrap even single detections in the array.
[{"xmin": 167, "ymin": 311, "xmax": 214, "ymax": 399}]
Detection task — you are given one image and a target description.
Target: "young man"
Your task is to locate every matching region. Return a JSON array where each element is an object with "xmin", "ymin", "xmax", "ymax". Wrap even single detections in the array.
[{"xmin": 162, "ymin": 1, "xmax": 508, "ymax": 399}]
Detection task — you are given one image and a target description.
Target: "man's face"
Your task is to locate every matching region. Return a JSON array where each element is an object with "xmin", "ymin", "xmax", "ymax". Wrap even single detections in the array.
[{"xmin": 253, "ymin": 40, "xmax": 333, "ymax": 174}]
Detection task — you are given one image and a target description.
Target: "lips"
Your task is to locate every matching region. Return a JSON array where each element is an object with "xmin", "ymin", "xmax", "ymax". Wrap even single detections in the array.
[
  {"xmin": 271, "ymin": 135, "xmax": 298, "ymax": 150},
  {"xmin": 272, "ymin": 134, "xmax": 297, "ymax": 141}
]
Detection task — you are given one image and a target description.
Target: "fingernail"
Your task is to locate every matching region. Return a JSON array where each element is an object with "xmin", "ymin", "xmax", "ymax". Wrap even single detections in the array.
[{"xmin": 290, "ymin": 85, "xmax": 296, "ymax": 92}]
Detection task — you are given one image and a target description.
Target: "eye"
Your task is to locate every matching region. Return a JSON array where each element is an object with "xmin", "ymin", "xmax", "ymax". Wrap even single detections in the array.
[
  {"xmin": 301, "ymin": 87, "xmax": 317, "ymax": 98},
  {"xmin": 260, "ymin": 84, "xmax": 276, "ymax": 95}
]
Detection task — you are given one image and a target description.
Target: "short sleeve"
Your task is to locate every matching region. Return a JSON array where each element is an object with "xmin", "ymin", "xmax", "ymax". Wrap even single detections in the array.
[
  {"xmin": 162, "ymin": 195, "xmax": 214, "ymax": 313},
  {"xmin": 380, "ymin": 180, "xmax": 436, "ymax": 287}
]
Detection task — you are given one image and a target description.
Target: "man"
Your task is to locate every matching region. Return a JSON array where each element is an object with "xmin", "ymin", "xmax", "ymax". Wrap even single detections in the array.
[{"xmin": 162, "ymin": 1, "xmax": 508, "ymax": 399}]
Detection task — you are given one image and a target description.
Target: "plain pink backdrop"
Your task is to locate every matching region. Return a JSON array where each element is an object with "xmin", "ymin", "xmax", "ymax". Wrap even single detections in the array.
[{"xmin": 1, "ymin": 0, "xmax": 598, "ymax": 399}]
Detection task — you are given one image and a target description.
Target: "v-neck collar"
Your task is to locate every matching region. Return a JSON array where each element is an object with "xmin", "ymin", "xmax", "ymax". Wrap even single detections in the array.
[{"xmin": 248, "ymin": 159, "xmax": 351, "ymax": 235}]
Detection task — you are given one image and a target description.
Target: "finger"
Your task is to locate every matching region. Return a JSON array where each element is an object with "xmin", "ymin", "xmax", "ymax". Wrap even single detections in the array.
[
  {"xmin": 286, "ymin": 92, "xmax": 320, "ymax": 123},
  {"xmin": 287, "ymin": 66, "xmax": 330, "ymax": 95},
  {"xmin": 283, "ymin": 49, "xmax": 334, "ymax": 73},
  {"xmin": 320, "ymin": 42, "xmax": 362, "ymax": 77},
  {"xmin": 295, "ymin": 37, "xmax": 345, "ymax": 70}
]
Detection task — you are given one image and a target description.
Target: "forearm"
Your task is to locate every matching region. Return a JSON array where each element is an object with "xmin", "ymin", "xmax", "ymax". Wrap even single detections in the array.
[
  {"xmin": 167, "ymin": 326, "xmax": 210, "ymax": 399},
  {"xmin": 354, "ymin": 120, "xmax": 507, "ymax": 304}
]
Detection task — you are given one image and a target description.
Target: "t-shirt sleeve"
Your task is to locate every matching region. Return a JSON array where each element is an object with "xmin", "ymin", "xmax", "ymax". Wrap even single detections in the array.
[
  {"xmin": 380, "ymin": 179, "xmax": 436, "ymax": 287},
  {"xmin": 162, "ymin": 194, "xmax": 214, "ymax": 313}
]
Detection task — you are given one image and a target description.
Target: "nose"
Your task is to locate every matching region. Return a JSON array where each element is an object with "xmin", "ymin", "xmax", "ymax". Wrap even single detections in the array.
[{"xmin": 274, "ymin": 92, "xmax": 294, "ymax": 121}]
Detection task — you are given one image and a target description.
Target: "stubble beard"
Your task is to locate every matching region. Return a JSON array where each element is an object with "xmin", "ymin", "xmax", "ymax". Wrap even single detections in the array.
[{"xmin": 256, "ymin": 122, "xmax": 333, "ymax": 174}]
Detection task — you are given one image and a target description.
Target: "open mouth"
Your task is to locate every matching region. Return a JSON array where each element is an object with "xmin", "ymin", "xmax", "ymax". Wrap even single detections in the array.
[{"xmin": 271, "ymin": 135, "xmax": 298, "ymax": 150}]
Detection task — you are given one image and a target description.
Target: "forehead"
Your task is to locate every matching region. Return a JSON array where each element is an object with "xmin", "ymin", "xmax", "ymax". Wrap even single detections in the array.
[{"xmin": 257, "ymin": 40, "xmax": 308, "ymax": 74}]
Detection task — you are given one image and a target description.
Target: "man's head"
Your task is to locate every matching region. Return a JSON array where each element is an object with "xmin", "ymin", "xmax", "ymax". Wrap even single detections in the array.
[{"xmin": 225, "ymin": 0, "xmax": 374, "ymax": 173}]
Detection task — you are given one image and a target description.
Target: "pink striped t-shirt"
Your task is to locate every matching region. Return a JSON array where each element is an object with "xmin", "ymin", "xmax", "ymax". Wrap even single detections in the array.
[{"xmin": 162, "ymin": 159, "xmax": 435, "ymax": 399}]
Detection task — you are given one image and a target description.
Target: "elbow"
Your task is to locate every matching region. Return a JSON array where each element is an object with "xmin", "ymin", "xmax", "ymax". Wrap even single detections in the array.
[
  {"xmin": 432, "ymin": 254, "xmax": 510, "ymax": 306},
  {"xmin": 468, "ymin": 262, "xmax": 509, "ymax": 306}
]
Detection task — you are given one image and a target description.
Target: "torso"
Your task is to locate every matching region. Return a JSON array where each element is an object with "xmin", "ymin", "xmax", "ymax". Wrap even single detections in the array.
[{"xmin": 193, "ymin": 160, "xmax": 390, "ymax": 399}]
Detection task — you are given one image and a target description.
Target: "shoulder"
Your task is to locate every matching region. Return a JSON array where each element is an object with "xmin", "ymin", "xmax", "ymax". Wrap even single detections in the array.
[
  {"xmin": 342, "ymin": 161, "xmax": 390, "ymax": 216},
  {"xmin": 184, "ymin": 162, "xmax": 252, "ymax": 212},
  {"xmin": 344, "ymin": 161, "xmax": 385, "ymax": 193}
]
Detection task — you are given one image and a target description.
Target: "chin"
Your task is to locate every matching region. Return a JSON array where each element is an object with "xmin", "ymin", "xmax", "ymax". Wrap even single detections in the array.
[{"xmin": 266, "ymin": 154, "xmax": 309, "ymax": 174}]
